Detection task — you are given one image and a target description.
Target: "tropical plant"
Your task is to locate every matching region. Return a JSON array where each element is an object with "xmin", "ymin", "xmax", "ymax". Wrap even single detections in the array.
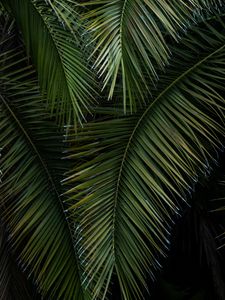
[{"xmin": 0, "ymin": 1, "xmax": 225, "ymax": 299}]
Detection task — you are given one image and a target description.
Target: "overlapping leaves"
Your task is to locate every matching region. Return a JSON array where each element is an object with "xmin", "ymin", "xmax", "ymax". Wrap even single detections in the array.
[
  {"xmin": 0, "ymin": 15, "xmax": 88, "ymax": 300},
  {"xmin": 1, "ymin": 1, "xmax": 225, "ymax": 300},
  {"xmin": 2, "ymin": 0, "xmax": 97, "ymax": 125},
  {"xmin": 81, "ymin": 0, "xmax": 221, "ymax": 112},
  {"xmin": 64, "ymin": 17, "xmax": 225, "ymax": 299}
]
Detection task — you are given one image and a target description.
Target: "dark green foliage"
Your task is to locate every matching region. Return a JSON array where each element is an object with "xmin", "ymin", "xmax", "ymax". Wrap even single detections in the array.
[{"xmin": 1, "ymin": 1, "xmax": 225, "ymax": 300}]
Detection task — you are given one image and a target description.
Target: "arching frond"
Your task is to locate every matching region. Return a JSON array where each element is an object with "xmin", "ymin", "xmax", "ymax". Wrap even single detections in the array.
[
  {"xmin": 2, "ymin": 0, "xmax": 97, "ymax": 125},
  {"xmin": 0, "ymin": 16, "xmax": 89, "ymax": 299},
  {"xmin": 80, "ymin": 0, "xmax": 218, "ymax": 112},
  {"xmin": 63, "ymin": 17, "xmax": 225, "ymax": 299}
]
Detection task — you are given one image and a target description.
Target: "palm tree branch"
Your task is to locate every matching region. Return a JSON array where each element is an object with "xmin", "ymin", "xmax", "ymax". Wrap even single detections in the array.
[
  {"xmin": 111, "ymin": 33, "xmax": 225, "ymax": 264},
  {"xmin": 3, "ymin": 0, "xmax": 97, "ymax": 125},
  {"xmin": 30, "ymin": 1, "xmax": 77, "ymax": 113},
  {"xmin": 0, "ymin": 90, "xmax": 86, "ymax": 299},
  {"xmin": 64, "ymin": 16, "xmax": 225, "ymax": 300},
  {"xmin": 0, "ymin": 16, "xmax": 87, "ymax": 296},
  {"xmin": 0, "ymin": 94, "xmax": 60, "ymax": 198},
  {"xmin": 81, "ymin": 0, "xmax": 215, "ymax": 111},
  {"xmin": 122, "ymin": 41, "xmax": 225, "ymax": 164},
  {"xmin": 0, "ymin": 93, "xmax": 81, "ymax": 286}
]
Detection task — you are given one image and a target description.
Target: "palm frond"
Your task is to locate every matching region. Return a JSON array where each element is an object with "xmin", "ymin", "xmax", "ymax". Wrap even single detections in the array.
[
  {"xmin": 80, "ymin": 0, "xmax": 217, "ymax": 113},
  {"xmin": 45, "ymin": 0, "xmax": 82, "ymax": 32},
  {"xmin": 63, "ymin": 17, "xmax": 225, "ymax": 299},
  {"xmin": 0, "ymin": 17, "xmax": 89, "ymax": 299},
  {"xmin": 2, "ymin": 0, "xmax": 97, "ymax": 125}
]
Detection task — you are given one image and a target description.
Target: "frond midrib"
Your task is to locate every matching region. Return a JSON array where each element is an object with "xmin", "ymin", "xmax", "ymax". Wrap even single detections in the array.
[
  {"xmin": 0, "ymin": 93, "xmax": 85, "ymax": 299},
  {"xmin": 1, "ymin": 94, "xmax": 59, "ymax": 197},
  {"xmin": 111, "ymin": 40, "xmax": 225, "ymax": 259}
]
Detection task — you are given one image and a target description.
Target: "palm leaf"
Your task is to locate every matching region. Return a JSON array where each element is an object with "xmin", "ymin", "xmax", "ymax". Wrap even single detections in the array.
[
  {"xmin": 63, "ymin": 16, "xmax": 225, "ymax": 299},
  {"xmin": 0, "ymin": 17, "xmax": 89, "ymax": 299},
  {"xmin": 2, "ymin": 0, "xmax": 97, "ymax": 125},
  {"xmin": 80, "ymin": 0, "xmax": 218, "ymax": 112},
  {"xmin": 45, "ymin": 0, "xmax": 83, "ymax": 32}
]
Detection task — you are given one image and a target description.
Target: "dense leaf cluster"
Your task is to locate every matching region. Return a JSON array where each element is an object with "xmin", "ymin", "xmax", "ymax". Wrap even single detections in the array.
[{"xmin": 0, "ymin": 1, "xmax": 225, "ymax": 299}]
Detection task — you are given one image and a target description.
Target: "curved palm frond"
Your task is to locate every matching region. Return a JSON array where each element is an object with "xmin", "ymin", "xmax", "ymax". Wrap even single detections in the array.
[
  {"xmin": 80, "ymin": 0, "xmax": 217, "ymax": 112},
  {"xmin": 2, "ymin": 0, "xmax": 97, "ymax": 125},
  {"xmin": 0, "ymin": 18, "xmax": 89, "ymax": 299},
  {"xmin": 63, "ymin": 17, "xmax": 225, "ymax": 299},
  {"xmin": 45, "ymin": 0, "xmax": 96, "ymax": 73}
]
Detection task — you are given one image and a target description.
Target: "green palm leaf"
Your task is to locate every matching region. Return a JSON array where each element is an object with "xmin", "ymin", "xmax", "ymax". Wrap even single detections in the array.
[
  {"xmin": 0, "ymin": 18, "xmax": 89, "ymax": 299},
  {"xmin": 63, "ymin": 17, "xmax": 225, "ymax": 299},
  {"xmin": 2, "ymin": 0, "xmax": 97, "ymax": 125},
  {"xmin": 81, "ymin": 0, "xmax": 217, "ymax": 112},
  {"xmin": 44, "ymin": 0, "xmax": 83, "ymax": 32},
  {"xmin": 0, "ymin": 78, "xmax": 85, "ymax": 300}
]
